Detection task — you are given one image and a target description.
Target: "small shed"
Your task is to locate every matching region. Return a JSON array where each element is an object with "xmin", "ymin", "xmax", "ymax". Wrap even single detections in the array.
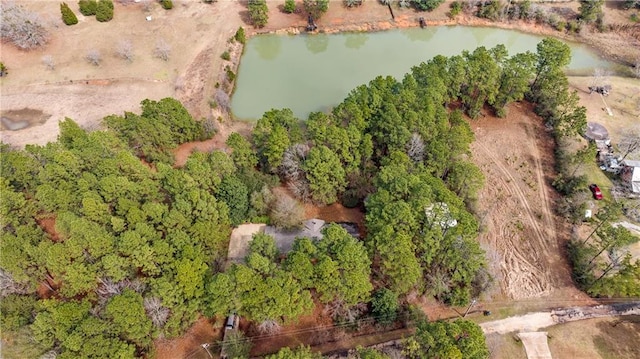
[{"xmin": 621, "ymin": 160, "xmax": 640, "ymax": 193}]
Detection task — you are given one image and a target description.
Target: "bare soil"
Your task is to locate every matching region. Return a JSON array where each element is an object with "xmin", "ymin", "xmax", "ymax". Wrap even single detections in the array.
[
  {"xmin": 470, "ymin": 102, "xmax": 589, "ymax": 303},
  {"xmin": 154, "ymin": 317, "xmax": 222, "ymax": 359}
]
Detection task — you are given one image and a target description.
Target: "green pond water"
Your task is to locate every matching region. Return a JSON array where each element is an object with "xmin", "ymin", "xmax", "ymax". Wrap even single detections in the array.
[{"xmin": 231, "ymin": 26, "xmax": 613, "ymax": 120}]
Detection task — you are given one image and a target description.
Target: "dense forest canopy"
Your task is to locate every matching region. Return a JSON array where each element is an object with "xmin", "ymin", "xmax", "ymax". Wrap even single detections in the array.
[{"xmin": 0, "ymin": 38, "xmax": 583, "ymax": 358}]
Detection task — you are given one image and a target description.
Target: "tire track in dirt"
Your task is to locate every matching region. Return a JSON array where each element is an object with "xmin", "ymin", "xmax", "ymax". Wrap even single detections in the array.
[
  {"xmin": 474, "ymin": 140, "xmax": 553, "ymax": 299},
  {"xmin": 476, "ymin": 141, "xmax": 550, "ymax": 257}
]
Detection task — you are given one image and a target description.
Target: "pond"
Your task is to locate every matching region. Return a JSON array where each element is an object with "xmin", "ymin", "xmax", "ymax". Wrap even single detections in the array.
[{"xmin": 231, "ymin": 26, "xmax": 613, "ymax": 120}]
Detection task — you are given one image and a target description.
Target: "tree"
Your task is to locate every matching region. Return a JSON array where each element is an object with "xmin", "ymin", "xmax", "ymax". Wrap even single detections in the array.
[
  {"xmin": 161, "ymin": 0, "xmax": 173, "ymax": 9},
  {"xmin": 226, "ymin": 133, "xmax": 258, "ymax": 170},
  {"xmin": 303, "ymin": 0, "xmax": 329, "ymax": 20},
  {"xmin": 95, "ymin": 0, "xmax": 114, "ymax": 22},
  {"xmin": 266, "ymin": 345, "xmax": 322, "ymax": 359},
  {"xmin": 403, "ymin": 319, "xmax": 489, "ymax": 359},
  {"xmin": 253, "ymin": 109, "xmax": 301, "ymax": 172},
  {"xmin": 531, "ymin": 37, "xmax": 571, "ymax": 91},
  {"xmin": 578, "ymin": 0, "xmax": 604, "ymax": 23},
  {"xmin": 224, "ymin": 330, "xmax": 252, "ymax": 359},
  {"xmin": 154, "ymin": 39, "xmax": 171, "ymax": 61},
  {"xmin": 493, "ymin": 51, "xmax": 536, "ymax": 116},
  {"xmin": 284, "ymin": 0, "xmax": 296, "ymax": 13},
  {"xmin": 42, "ymin": 55, "xmax": 55, "ymax": 70},
  {"xmin": 105, "ymin": 289, "xmax": 153, "ymax": 348},
  {"xmin": 248, "ymin": 0, "xmax": 269, "ymax": 28},
  {"xmin": 617, "ymin": 127, "xmax": 640, "ymax": 161},
  {"xmin": 116, "ymin": 40, "xmax": 134, "ymax": 62},
  {"xmin": 86, "ymin": 49, "xmax": 102, "ymax": 66},
  {"xmin": 302, "ymin": 146, "xmax": 347, "ymax": 205},
  {"xmin": 371, "ymin": 288, "xmax": 399, "ymax": 325},
  {"xmin": 235, "ymin": 26, "xmax": 247, "ymax": 44},
  {"xmin": 0, "ymin": 2, "xmax": 49, "ymax": 50},
  {"xmin": 60, "ymin": 3, "xmax": 79, "ymax": 25},
  {"xmin": 412, "ymin": 0, "xmax": 445, "ymax": 11},
  {"xmin": 270, "ymin": 194, "xmax": 304, "ymax": 229},
  {"xmin": 79, "ymin": 0, "xmax": 98, "ymax": 15},
  {"xmin": 218, "ymin": 176, "xmax": 249, "ymax": 226}
]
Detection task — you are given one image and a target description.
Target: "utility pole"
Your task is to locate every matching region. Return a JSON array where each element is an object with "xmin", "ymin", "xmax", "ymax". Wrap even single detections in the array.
[
  {"xmin": 463, "ymin": 299, "xmax": 477, "ymax": 318},
  {"xmin": 202, "ymin": 343, "xmax": 213, "ymax": 359}
]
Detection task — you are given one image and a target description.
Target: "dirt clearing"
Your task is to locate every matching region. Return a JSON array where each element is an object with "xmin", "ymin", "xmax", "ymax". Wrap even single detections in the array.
[
  {"xmin": 1, "ymin": 0, "xmax": 245, "ymax": 147},
  {"xmin": 470, "ymin": 102, "xmax": 587, "ymax": 302}
]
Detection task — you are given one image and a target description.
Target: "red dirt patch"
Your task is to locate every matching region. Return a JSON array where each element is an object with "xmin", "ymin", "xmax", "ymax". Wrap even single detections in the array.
[
  {"xmin": 154, "ymin": 317, "xmax": 222, "ymax": 359},
  {"xmin": 248, "ymin": 301, "xmax": 334, "ymax": 357},
  {"xmin": 305, "ymin": 202, "xmax": 366, "ymax": 238},
  {"xmin": 36, "ymin": 216, "xmax": 61, "ymax": 242}
]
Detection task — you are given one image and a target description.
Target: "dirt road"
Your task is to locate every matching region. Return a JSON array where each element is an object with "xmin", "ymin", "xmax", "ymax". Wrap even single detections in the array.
[{"xmin": 481, "ymin": 301, "xmax": 640, "ymax": 335}]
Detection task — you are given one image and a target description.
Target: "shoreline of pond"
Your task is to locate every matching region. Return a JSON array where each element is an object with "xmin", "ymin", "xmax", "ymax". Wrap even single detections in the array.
[{"xmin": 246, "ymin": 14, "xmax": 636, "ymax": 71}]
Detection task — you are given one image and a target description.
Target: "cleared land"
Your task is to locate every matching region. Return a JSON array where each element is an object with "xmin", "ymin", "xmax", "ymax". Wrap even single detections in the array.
[{"xmin": 470, "ymin": 102, "xmax": 590, "ymax": 303}]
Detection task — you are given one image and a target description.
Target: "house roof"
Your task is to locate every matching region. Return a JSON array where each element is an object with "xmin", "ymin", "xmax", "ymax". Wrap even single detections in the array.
[{"xmin": 622, "ymin": 160, "xmax": 640, "ymax": 168}]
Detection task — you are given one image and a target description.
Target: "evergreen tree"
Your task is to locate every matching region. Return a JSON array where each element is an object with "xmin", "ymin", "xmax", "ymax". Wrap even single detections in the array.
[{"xmin": 60, "ymin": 3, "xmax": 79, "ymax": 25}]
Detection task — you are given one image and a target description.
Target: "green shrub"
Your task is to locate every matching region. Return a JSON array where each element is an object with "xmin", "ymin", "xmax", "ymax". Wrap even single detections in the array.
[
  {"xmin": 449, "ymin": 1, "xmax": 461, "ymax": 17},
  {"xmin": 567, "ymin": 20, "xmax": 581, "ymax": 33},
  {"xmin": 95, "ymin": 0, "xmax": 113, "ymax": 21},
  {"xmin": 0, "ymin": 62, "xmax": 8, "ymax": 77},
  {"xmin": 556, "ymin": 20, "xmax": 566, "ymax": 32},
  {"xmin": 284, "ymin": 0, "xmax": 296, "ymax": 13},
  {"xmin": 412, "ymin": 0, "xmax": 445, "ymax": 12},
  {"xmin": 78, "ymin": 0, "xmax": 97, "ymax": 15},
  {"xmin": 248, "ymin": 0, "xmax": 268, "ymax": 27},
  {"xmin": 161, "ymin": 0, "xmax": 173, "ymax": 9},
  {"xmin": 234, "ymin": 26, "xmax": 246, "ymax": 44},
  {"xmin": 225, "ymin": 66, "xmax": 236, "ymax": 82},
  {"xmin": 631, "ymin": 13, "xmax": 639, "ymax": 22},
  {"xmin": 61, "ymin": 3, "xmax": 79, "ymax": 25},
  {"xmin": 221, "ymin": 50, "xmax": 231, "ymax": 60}
]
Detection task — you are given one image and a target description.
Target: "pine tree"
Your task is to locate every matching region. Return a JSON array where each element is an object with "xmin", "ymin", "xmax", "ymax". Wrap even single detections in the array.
[
  {"xmin": 95, "ymin": 0, "xmax": 113, "ymax": 22},
  {"xmin": 60, "ymin": 3, "xmax": 79, "ymax": 25}
]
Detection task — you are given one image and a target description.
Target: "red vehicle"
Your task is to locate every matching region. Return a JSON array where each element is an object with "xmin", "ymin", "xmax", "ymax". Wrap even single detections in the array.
[{"xmin": 589, "ymin": 184, "xmax": 603, "ymax": 200}]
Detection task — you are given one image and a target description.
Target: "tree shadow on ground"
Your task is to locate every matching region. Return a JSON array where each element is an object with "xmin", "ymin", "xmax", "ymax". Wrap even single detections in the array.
[{"xmin": 593, "ymin": 315, "xmax": 640, "ymax": 359}]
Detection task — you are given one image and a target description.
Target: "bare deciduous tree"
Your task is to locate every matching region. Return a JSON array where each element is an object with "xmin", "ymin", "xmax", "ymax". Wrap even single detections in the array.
[
  {"xmin": 323, "ymin": 299, "xmax": 366, "ymax": 323},
  {"xmin": 97, "ymin": 277, "xmax": 123, "ymax": 298},
  {"xmin": 406, "ymin": 133, "xmax": 425, "ymax": 162},
  {"xmin": 86, "ymin": 49, "xmax": 102, "ymax": 66},
  {"xmin": 215, "ymin": 88, "xmax": 230, "ymax": 111},
  {"xmin": 143, "ymin": 296, "xmax": 170, "ymax": 328},
  {"xmin": 40, "ymin": 350, "xmax": 59, "ymax": 359},
  {"xmin": 270, "ymin": 194, "xmax": 304, "ymax": 229},
  {"xmin": 154, "ymin": 39, "xmax": 171, "ymax": 61},
  {"xmin": 288, "ymin": 178, "xmax": 312, "ymax": 202},
  {"xmin": 0, "ymin": 2, "xmax": 49, "ymax": 50},
  {"xmin": 116, "ymin": 40, "xmax": 134, "ymax": 62},
  {"xmin": 279, "ymin": 143, "xmax": 309, "ymax": 181},
  {"xmin": 257, "ymin": 319, "xmax": 281, "ymax": 334},
  {"xmin": 0, "ymin": 269, "xmax": 30, "ymax": 297},
  {"xmin": 174, "ymin": 75, "xmax": 185, "ymax": 91},
  {"xmin": 42, "ymin": 55, "xmax": 55, "ymax": 70},
  {"xmin": 618, "ymin": 127, "xmax": 640, "ymax": 161}
]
